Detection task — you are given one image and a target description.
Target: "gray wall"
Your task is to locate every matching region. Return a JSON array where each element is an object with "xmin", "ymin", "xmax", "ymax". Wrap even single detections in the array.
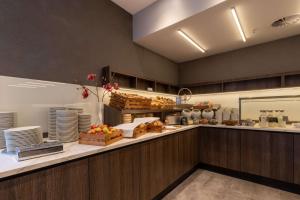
[
  {"xmin": 179, "ymin": 35, "xmax": 300, "ymax": 85},
  {"xmin": 0, "ymin": 0, "xmax": 178, "ymax": 85}
]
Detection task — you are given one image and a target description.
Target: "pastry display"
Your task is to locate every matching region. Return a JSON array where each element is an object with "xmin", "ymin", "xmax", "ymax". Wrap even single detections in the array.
[
  {"xmin": 133, "ymin": 123, "xmax": 148, "ymax": 138},
  {"xmin": 147, "ymin": 120, "xmax": 164, "ymax": 133},
  {"xmin": 193, "ymin": 101, "xmax": 213, "ymax": 110},
  {"xmin": 79, "ymin": 124, "xmax": 123, "ymax": 146},
  {"xmin": 150, "ymin": 96, "xmax": 175, "ymax": 109},
  {"xmin": 199, "ymin": 119, "xmax": 209, "ymax": 124},
  {"xmin": 109, "ymin": 92, "xmax": 152, "ymax": 110}
]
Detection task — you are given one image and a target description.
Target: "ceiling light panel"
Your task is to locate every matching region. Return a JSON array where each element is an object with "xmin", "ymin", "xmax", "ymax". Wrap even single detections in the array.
[
  {"xmin": 177, "ymin": 30, "xmax": 206, "ymax": 53},
  {"xmin": 231, "ymin": 7, "xmax": 246, "ymax": 42}
]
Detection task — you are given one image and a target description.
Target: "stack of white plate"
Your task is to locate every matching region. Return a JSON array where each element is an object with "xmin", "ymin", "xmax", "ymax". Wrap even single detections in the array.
[
  {"xmin": 0, "ymin": 112, "xmax": 17, "ymax": 149},
  {"xmin": 48, "ymin": 107, "xmax": 65, "ymax": 140},
  {"xmin": 4, "ymin": 126, "xmax": 43, "ymax": 152},
  {"xmin": 0, "ymin": 128, "xmax": 6, "ymax": 149},
  {"xmin": 56, "ymin": 110, "xmax": 78, "ymax": 143},
  {"xmin": 78, "ymin": 114, "xmax": 91, "ymax": 133},
  {"xmin": 67, "ymin": 107, "xmax": 84, "ymax": 114}
]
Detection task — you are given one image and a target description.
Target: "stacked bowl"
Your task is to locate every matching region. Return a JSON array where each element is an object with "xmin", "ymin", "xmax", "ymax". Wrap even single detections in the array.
[
  {"xmin": 0, "ymin": 112, "xmax": 17, "ymax": 149},
  {"xmin": 48, "ymin": 107, "xmax": 66, "ymax": 140},
  {"xmin": 4, "ymin": 126, "xmax": 43, "ymax": 152},
  {"xmin": 78, "ymin": 114, "xmax": 91, "ymax": 133},
  {"xmin": 56, "ymin": 110, "xmax": 79, "ymax": 143}
]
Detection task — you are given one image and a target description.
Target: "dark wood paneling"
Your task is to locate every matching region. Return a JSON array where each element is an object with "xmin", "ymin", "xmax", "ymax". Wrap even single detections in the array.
[
  {"xmin": 89, "ymin": 151, "xmax": 121, "ymax": 200},
  {"xmin": 199, "ymin": 128, "xmax": 227, "ymax": 168},
  {"xmin": 224, "ymin": 77, "xmax": 281, "ymax": 92},
  {"xmin": 139, "ymin": 142, "xmax": 152, "ymax": 200},
  {"xmin": 119, "ymin": 146, "xmax": 140, "ymax": 200},
  {"xmin": 226, "ymin": 129, "xmax": 241, "ymax": 171},
  {"xmin": 162, "ymin": 135, "xmax": 179, "ymax": 187},
  {"xmin": 112, "ymin": 72, "xmax": 137, "ymax": 89},
  {"xmin": 294, "ymin": 135, "xmax": 300, "ymax": 185},
  {"xmin": 148, "ymin": 138, "xmax": 165, "ymax": 197},
  {"xmin": 89, "ymin": 145, "xmax": 140, "ymax": 200},
  {"xmin": 270, "ymin": 133, "xmax": 293, "ymax": 183},
  {"xmin": 156, "ymin": 82, "xmax": 169, "ymax": 93},
  {"xmin": 241, "ymin": 130, "xmax": 294, "ymax": 183},
  {"xmin": 137, "ymin": 78, "xmax": 155, "ymax": 91},
  {"xmin": 139, "ymin": 129, "xmax": 199, "ymax": 200},
  {"xmin": 0, "ymin": 159, "xmax": 89, "ymax": 200},
  {"xmin": 169, "ymin": 85, "xmax": 179, "ymax": 94},
  {"xmin": 285, "ymin": 74, "xmax": 300, "ymax": 88},
  {"xmin": 241, "ymin": 130, "xmax": 271, "ymax": 177},
  {"xmin": 189, "ymin": 83, "xmax": 222, "ymax": 94}
]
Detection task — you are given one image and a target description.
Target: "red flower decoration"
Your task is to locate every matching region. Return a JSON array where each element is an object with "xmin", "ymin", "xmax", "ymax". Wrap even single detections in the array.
[
  {"xmin": 87, "ymin": 74, "xmax": 96, "ymax": 81},
  {"xmin": 82, "ymin": 88, "xmax": 89, "ymax": 99}
]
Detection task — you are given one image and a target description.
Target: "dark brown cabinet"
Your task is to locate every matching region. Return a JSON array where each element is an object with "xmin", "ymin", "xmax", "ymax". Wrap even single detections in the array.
[
  {"xmin": 0, "ymin": 159, "xmax": 89, "ymax": 200},
  {"xmin": 241, "ymin": 130, "xmax": 271, "ymax": 177},
  {"xmin": 241, "ymin": 131, "xmax": 293, "ymax": 183},
  {"xmin": 89, "ymin": 128, "xmax": 199, "ymax": 200},
  {"xmin": 270, "ymin": 133, "xmax": 293, "ymax": 183},
  {"xmin": 199, "ymin": 127, "xmax": 227, "ymax": 168},
  {"xmin": 139, "ymin": 128, "xmax": 199, "ymax": 200},
  {"xmin": 89, "ymin": 145, "xmax": 141, "ymax": 200},
  {"xmin": 226, "ymin": 129, "xmax": 241, "ymax": 171},
  {"xmin": 199, "ymin": 127, "xmax": 294, "ymax": 184},
  {"xmin": 0, "ymin": 129, "xmax": 199, "ymax": 200},
  {"xmin": 294, "ymin": 135, "xmax": 300, "ymax": 185}
]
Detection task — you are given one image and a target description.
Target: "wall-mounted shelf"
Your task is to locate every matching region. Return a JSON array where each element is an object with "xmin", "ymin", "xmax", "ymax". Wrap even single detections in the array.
[
  {"xmin": 104, "ymin": 105, "xmax": 182, "ymax": 126},
  {"xmin": 102, "ymin": 66, "xmax": 179, "ymax": 94},
  {"xmin": 183, "ymin": 71, "xmax": 300, "ymax": 95},
  {"xmin": 102, "ymin": 66, "xmax": 300, "ymax": 95}
]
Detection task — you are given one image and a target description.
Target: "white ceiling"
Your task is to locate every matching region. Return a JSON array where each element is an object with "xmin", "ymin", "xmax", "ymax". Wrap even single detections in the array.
[
  {"xmin": 111, "ymin": 0, "xmax": 158, "ymax": 14},
  {"xmin": 134, "ymin": 0, "xmax": 300, "ymax": 62}
]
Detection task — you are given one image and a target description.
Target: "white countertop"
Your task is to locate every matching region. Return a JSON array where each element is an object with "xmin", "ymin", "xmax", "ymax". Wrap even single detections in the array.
[
  {"xmin": 1, "ymin": 124, "xmax": 300, "ymax": 179},
  {"xmin": 0, "ymin": 125, "xmax": 199, "ymax": 179},
  {"xmin": 199, "ymin": 124, "xmax": 300, "ymax": 134}
]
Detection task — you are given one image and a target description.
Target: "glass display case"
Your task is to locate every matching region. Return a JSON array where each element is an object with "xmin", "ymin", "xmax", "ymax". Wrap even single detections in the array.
[{"xmin": 239, "ymin": 95, "xmax": 300, "ymax": 123}]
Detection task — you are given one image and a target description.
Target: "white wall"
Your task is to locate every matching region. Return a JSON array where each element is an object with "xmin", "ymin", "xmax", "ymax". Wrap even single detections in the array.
[
  {"xmin": 0, "ymin": 76, "xmax": 176, "ymax": 132},
  {"xmin": 133, "ymin": 0, "xmax": 226, "ymax": 41},
  {"xmin": 189, "ymin": 87, "xmax": 300, "ymax": 121}
]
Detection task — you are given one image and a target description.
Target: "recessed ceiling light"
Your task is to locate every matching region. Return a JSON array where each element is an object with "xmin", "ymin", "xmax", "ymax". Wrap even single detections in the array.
[
  {"xmin": 231, "ymin": 7, "xmax": 246, "ymax": 42},
  {"xmin": 177, "ymin": 30, "xmax": 206, "ymax": 53}
]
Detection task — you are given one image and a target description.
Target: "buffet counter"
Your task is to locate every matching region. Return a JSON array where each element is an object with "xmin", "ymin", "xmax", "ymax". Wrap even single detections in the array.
[
  {"xmin": 1, "ymin": 124, "xmax": 300, "ymax": 200},
  {"xmin": 0, "ymin": 125, "xmax": 199, "ymax": 179},
  {"xmin": 1, "ymin": 124, "xmax": 300, "ymax": 179}
]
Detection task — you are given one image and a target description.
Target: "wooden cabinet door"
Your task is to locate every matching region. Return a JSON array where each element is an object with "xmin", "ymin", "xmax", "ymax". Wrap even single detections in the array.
[
  {"xmin": 295, "ymin": 135, "xmax": 300, "ymax": 185},
  {"xmin": 241, "ymin": 130, "xmax": 293, "ymax": 182},
  {"xmin": 199, "ymin": 127, "xmax": 227, "ymax": 168},
  {"xmin": 241, "ymin": 130, "xmax": 271, "ymax": 177},
  {"xmin": 89, "ymin": 150, "xmax": 121, "ymax": 200},
  {"xmin": 0, "ymin": 159, "xmax": 89, "ymax": 200},
  {"xmin": 226, "ymin": 129, "xmax": 241, "ymax": 171},
  {"xmin": 178, "ymin": 128, "xmax": 199, "ymax": 174},
  {"xmin": 270, "ymin": 132, "xmax": 293, "ymax": 183},
  {"xmin": 162, "ymin": 134, "xmax": 179, "ymax": 187},
  {"xmin": 89, "ymin": 145, "xmax": 140, "ymax": 200},
  {"xmin": 139, "ymin": 138, "xmax": 164, "ymax": 200}
]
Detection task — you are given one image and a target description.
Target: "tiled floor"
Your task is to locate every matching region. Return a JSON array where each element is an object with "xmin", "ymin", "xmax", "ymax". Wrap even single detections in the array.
[{"xmin": 163, "ymin": 170, "xmax": 300, "ymax": 200}]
